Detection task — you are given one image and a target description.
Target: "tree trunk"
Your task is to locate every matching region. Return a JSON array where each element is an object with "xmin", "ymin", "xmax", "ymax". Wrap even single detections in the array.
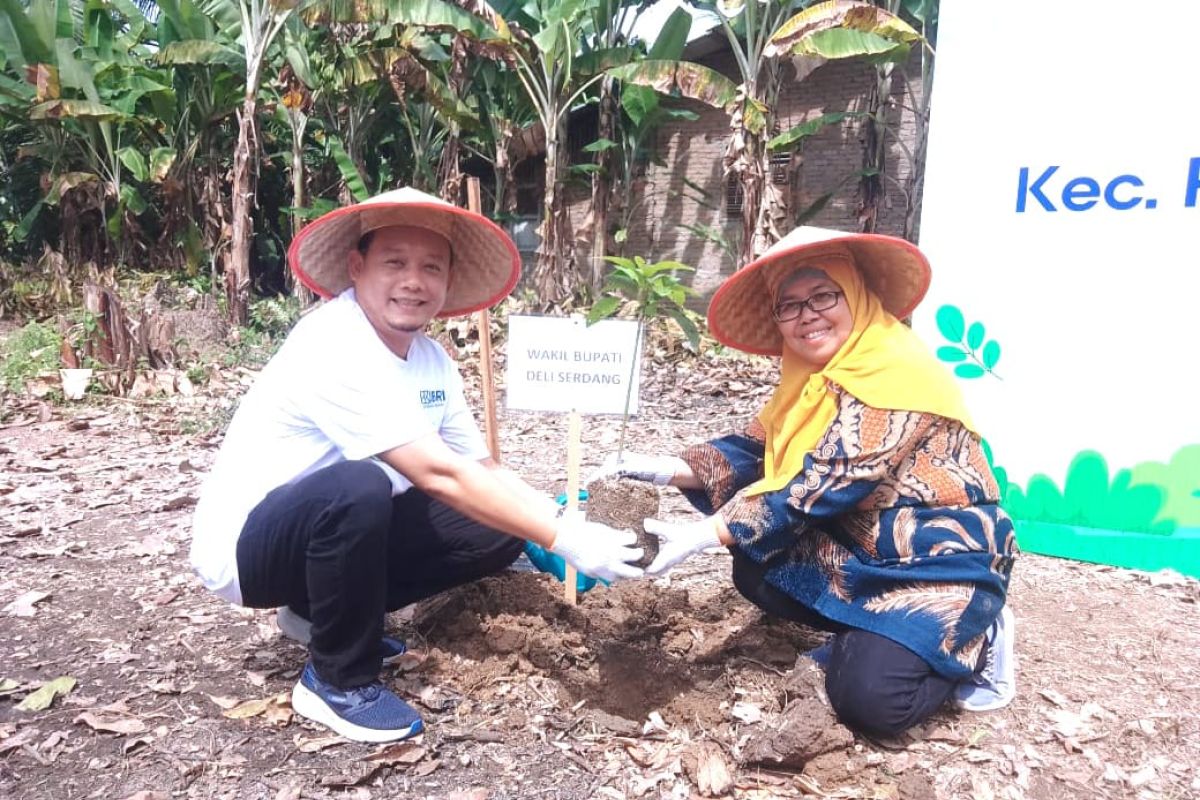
[
  {"xmin": 492, "ymin": 121, "xmax": 515, "ymax": 217},
  {"xmin": 729, "ymin": 123, "xmax": 769, "ymax": 268},
  {"xmin": 531, "ymin": 120, "xmax": 576, "ymax": 307},
  {"xmin": 438, "ymin": 37, "xmax": 468, "ymax": 205},
  {"xmin": 287, "ymin": 114, "xmax": 314, "ymax": 302},
  {"xmin": 228, "ymin": 94, "xmax": 257, "ymax": 326},
  {"xmin": 589, "ymin": 74, "xmax": 616, "ymax": 291},
  {"xmin": 859, "ymin": 62, "xmax": 895, "ymax": 233},
  {"xmin": 437, "ymin": 130, "xmax": 462, "ymax": 203}
]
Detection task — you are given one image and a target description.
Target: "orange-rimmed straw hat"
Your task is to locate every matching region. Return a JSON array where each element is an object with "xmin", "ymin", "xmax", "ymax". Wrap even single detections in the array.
[
  {"xmin": 707, "ymin": 226, "xmax": 931, "ymax": 355},
  {"xmin": 287, "ymin": 187, "xmax": 521, "ymax": 317}
]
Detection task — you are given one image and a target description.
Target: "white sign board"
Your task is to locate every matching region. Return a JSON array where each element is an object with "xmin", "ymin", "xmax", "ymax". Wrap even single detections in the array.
[
  {"xmin": 506, "ymin": 316, "xmax": 642, "ymax": 414},
  {"xmin": 916, "ymin": 0, "xmax": 1200, "ymax": 575}
]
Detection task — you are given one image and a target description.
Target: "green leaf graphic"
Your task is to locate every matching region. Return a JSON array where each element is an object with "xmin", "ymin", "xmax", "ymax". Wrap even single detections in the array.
[
  {"xmin": 937, "ymin": 346, "xmax": 967, "ymax": 362},
  {"xmin": 966, "ymin": 321, "xmax": 985, "ymax": 349},
  {"xmin": 954, "ymin": 363, "xmax": 985, "ymax": 379},
  {"xmin": 935, "ymin": 305, "xmax": 965, "ymax": 342},
  {"xmin": 936, "ymin": 304, "xmax": 1001, "ymax": 380},
  {"xmin": 982, "ymin": 340, "xmax": 1001, "ymax": 369}
]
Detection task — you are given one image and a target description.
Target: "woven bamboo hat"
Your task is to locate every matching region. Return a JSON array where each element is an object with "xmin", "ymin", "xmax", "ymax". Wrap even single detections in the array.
[
  {"xmin": 707, "ymin": 226, "xmax": 931, "ymax": 355},
  {"xmin": 287, "ymin": 187, "xmax": 521, "ymax": 317}
]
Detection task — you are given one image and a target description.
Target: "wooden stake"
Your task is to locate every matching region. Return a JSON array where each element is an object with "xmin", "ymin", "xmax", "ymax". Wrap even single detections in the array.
[
  {"xmin": 563, "ymin": 409, "xmax": 582, "ymax": 605},
  {"xmin": 466, "ymin": 177, "xmax": 501, "ymax": 462}
]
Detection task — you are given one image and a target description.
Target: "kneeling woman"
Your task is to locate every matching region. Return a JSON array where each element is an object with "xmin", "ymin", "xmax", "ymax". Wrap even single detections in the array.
[{"xmin": 604, "ymin": 228, "xmax": 1017, "ymax": 738}]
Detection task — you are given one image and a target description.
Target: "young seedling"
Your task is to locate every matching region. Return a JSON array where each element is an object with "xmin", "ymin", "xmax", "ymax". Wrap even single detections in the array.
[
  {"xmin": 587, "ymin": 255, "xmax": 700, "ymax": 457},
  {"xmin": 585, "ymin": 255, "xmax": 700, "ymax": 567}
]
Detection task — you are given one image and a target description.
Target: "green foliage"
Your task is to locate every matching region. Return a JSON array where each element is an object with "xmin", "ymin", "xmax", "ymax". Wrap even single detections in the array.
[
  {"xmin": 1003, "ymin": 450, "xmax": 1174, "ymax": 534},
  {"xmin": 248, "ymin": 295, "xmax": 303, "ymax": 338},
  {"xmin": 586, "ymin": 253, "xmax": 701, "ymax": 456},
  {"xmin": 1, "ymin": 321, "xmax": 62, "ymax": 391},
  {"xmin": 935, "ymin": 304, "xmax": 1002, "ymax": 379},
  {"xmin": 219, "ymin": 295, "xmax": 302, "ymax": 369},
  {"xmin": 587, "ymin": 255, "xmax": 699, "ymax": 352}
]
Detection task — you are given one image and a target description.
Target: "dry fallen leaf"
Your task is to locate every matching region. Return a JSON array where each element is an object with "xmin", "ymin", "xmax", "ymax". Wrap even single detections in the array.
[
  {"xmin": 0, "ymin": 726, "xmax": 40, "ymax": 755},
  {"xmin": 295, "ymin": 734, "xmax": 346, "ymax": 753},
  {"xmin": 730, "ymin": 701, "xmax": 762, "ymax": 724},
  {"xmin": 17, "ymin": 677, "xmax": 77, "ymax": 712},
  {"xmin": 75, "ymin": 711, "xmax": 149, "ymax": 735},
  {"xmin": 4, "ymin": 589, "xmax": 50, "ymax": 617},
  {"xmin": 221, "ymin": 693, "xmax": 289, "ymax": 720},
  {"xmin": 320, "ymin": 763, "xmax": 382, "ymax": 788},
  {"xmin": 119, "ymin": 792, "xmax": 169, "ymax": 800},
  {"xmin": 390, "ymin": 651, "xmax": 429, "ymax": 672},
  {"xmin": 683, "ymin": 741, "xmax": 734, "ymax": 797},
  {"xmin": 363, "ymin": 741, "xmax": 427, "ymax": 765}
]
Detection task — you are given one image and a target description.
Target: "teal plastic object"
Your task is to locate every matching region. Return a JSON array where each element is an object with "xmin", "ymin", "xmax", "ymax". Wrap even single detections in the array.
[
  {"xmin": 522, "ymin": 541, "xmax": 600, "ymax": 593},
  {"xmin": 520, "ymin": 489, "xmax": 600, "ymax": 594}
]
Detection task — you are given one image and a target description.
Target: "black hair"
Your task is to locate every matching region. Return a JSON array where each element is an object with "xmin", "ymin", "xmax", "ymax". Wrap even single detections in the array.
[{"xmin": 357, "ymin": 229, "xmax": 376, "ymax": 254}]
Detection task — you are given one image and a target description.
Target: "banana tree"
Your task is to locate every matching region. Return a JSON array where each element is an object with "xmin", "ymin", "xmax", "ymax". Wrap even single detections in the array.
[
  {"xmin": 223, "ymin": 0, "xmax": 294, "ymax": 324},
  {"xmin": 465, "ymin": 59, "xmax": 539, "ymax": 218},
  {"xmin": 609, "ymin": 0, "xmax": 922, "ymax": 266},
  {"xmin": 490, "ymin": 0, "xmax": 608, "ymax": 306},
  {"xmin": 604, "ymin": 7, "xmax": 697, "ymax": 261},
  {"xmin": 0, "ymin": 0, "xmax": 171, "ymax": 267},
  {"xmin": 582, "ymin": 0, "xmax": 658, "ymax": 291}
]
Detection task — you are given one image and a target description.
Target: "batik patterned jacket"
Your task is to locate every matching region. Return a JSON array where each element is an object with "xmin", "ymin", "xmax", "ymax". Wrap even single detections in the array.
[{"xmin": 682, "ymin": 385, "xmax": 1017, "ymax": 679}]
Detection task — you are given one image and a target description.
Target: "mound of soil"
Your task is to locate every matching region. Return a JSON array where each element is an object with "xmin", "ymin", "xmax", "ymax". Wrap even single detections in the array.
[{"xmin": 406, "ymin": 572, "xmax": 825, "ymax": 729}]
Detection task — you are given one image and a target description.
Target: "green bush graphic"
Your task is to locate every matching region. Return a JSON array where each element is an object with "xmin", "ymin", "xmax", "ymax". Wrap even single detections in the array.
[
  {"xmin": 1130, "ymin": 445, "xmax": 1200, "ymax": 528},
  {"xmin": 1002, "ymin": 451, "xmax": 1173, "ymax": 533},
  {"xmin": 935, "ymin": 304, "xmax": 1001, "ymax": 379}
]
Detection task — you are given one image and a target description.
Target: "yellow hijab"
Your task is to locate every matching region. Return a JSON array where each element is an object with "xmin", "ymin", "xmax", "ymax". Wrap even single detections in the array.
[{"xmin": 747, "ymin": 254, "xmax": 976, "ymax": 495}]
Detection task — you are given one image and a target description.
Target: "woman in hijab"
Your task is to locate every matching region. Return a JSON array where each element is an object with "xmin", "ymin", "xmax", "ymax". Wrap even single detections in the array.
[{"xmin": 596, "ymin": 227, "xmax": 1017, "ymax": 738}]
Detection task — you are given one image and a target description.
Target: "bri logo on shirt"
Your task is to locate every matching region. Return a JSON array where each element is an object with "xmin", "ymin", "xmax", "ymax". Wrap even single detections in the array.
[{"xmin": 419, "ymin": 389, "xmax": 447, "ymax": 407}]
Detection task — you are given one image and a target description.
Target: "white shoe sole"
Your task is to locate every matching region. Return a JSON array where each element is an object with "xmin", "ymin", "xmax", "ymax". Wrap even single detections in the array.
[
  {"xmin": 291, "ymin": 682, "xmax": 423, "ymax": 743},
  {"xmin": 955, "ymin": 685, "xmax": 1016, "ymax": 712}
]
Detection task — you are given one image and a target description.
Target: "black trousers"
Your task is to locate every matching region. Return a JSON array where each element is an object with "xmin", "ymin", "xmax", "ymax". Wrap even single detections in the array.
[
  {"xmin": 731, "ymin": 549, "xmax": 962, "ymax": 738},
  {"xmin": 235, "ymin": 460, "xmax": 524, "ymax": 688}
]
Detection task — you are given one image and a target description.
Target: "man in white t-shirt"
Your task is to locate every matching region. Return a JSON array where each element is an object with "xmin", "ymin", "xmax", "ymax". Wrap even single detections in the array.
[{"xmin": 191, "ymin": 188, "xmax": 644, "ymax": 743}]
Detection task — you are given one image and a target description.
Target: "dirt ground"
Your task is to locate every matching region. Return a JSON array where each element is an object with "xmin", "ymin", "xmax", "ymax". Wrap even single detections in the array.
[{"xmin": 1, "ymin": 348, "xmax": 1198, "ymax": 800}]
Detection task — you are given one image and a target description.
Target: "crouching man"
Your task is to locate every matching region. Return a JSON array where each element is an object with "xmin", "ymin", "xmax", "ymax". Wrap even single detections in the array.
[{"xmin": 190, "ymin": 188, "xmax": 644, "ymax": 743}]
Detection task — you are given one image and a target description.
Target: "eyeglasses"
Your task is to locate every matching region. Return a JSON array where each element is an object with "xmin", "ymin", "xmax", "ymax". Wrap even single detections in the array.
[{"xmin": 772, "ymin": 290, "xmax": 842, "ymax": 322}]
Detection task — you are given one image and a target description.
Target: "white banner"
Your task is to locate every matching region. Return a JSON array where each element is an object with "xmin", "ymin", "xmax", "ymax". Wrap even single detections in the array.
[
  {"xmin": 505, "ymin": 316, "xmax": 642, "ymax": 414},
  {"xmin": 915, "ymin": 0, "xmax": 1199, "ymax": 573}
]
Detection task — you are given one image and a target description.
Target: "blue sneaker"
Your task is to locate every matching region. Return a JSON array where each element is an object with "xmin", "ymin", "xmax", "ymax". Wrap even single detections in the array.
[
  {"xmin": 291, "ymin": 662, "xmax": 424, "ymax": 743},
  {"xmin": 277, "ymin": 607, "xmax": 409, "ymax": 666},
  {"xmin": 955, "ymin": 606, "xmax": 1016, "ymax": 712}
]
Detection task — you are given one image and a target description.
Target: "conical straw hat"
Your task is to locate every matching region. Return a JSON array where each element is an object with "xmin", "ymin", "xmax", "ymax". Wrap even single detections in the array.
[
  {"xmin": 707, "ymin": 226, "xmax": 931, "ymax": 355},
  {"xmin": 287, "ymin": 187, "xmax": 521, "ymax": 317}
]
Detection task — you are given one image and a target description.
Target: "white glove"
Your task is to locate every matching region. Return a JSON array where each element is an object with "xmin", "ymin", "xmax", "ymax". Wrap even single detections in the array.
[
  {"xmin": 644, "ymin": 517, "xmax": 723, "ymax": 576},
  {"xmin": 586, "ymin": 452, "xmax": 685, "ymax": 486},
  {"xmin": 550, "ymin": 512, "xmax": 645, "ymax": 582}
]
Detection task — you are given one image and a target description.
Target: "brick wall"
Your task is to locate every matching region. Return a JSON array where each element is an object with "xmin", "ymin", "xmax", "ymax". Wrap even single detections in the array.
[{"xmin": 565, "ymin": 48, "xmax": 926, "ymax": 304}]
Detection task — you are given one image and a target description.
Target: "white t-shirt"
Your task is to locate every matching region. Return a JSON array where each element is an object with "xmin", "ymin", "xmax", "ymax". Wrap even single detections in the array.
[{"xmin": 190, "ymin": 290, "xmax": 488, "ymax": 603}]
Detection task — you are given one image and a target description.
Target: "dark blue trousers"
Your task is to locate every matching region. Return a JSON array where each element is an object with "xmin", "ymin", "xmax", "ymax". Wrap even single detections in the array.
[
  {"xmin": 236, "ymin": 460, "xmax": 523, "ymax": 688},
  {"xmin": 731, "ymin": 549, "xmax": 965, "ymax": 738}
]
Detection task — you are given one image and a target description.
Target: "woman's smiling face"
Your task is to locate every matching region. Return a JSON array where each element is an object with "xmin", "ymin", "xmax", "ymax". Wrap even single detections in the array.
[{"xmin": 773, "ymin": 271, "xmax": 852, "ymax": 369}]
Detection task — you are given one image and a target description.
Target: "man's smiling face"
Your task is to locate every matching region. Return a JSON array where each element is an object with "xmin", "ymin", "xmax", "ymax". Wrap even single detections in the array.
[{"xmin": 348, "ymin": 225, "xmax": 451, "ymax": 358}]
